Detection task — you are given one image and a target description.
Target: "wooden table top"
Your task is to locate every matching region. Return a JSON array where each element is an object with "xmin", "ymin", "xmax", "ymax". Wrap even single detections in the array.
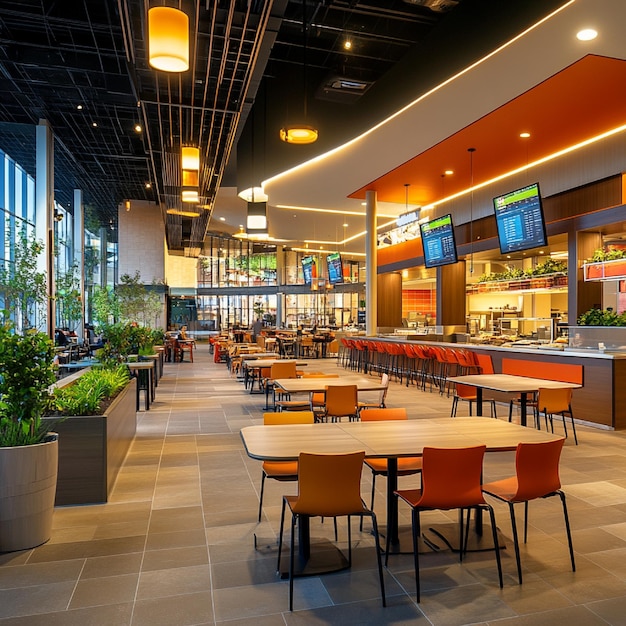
[
  {"xmin": 273, "ymin": 375, "xmax": 385, "ymax": 394},
  {"xmin": 240, "ymin": 417, "xmax": 562, "ymax": 462},
  {"xmin": 447, "ymin": 373, "xmax": 582, "ymax": 393},
  {"xmin": 243, "ymin": 359, "xmax": 309, "ymax": 369}
]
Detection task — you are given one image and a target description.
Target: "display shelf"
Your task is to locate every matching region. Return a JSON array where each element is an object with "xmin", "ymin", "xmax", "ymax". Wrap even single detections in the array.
[{"xmin": 466, "ymin": 273, "xmax": 567, "ymax": 294}]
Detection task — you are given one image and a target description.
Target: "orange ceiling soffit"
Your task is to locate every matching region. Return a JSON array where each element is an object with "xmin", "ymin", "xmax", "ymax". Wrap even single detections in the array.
[{"xmin": 352, "ymin": 55, "xmax": 626, "ymax": 207}]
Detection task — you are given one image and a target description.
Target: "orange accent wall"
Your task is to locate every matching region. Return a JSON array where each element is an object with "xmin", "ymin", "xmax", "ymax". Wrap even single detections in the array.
[
  {"xmin": 377, "ymin": 238, "xmax": 423, "ymax": 268},
  {"xmin": 402, "ymin": 289, "xmax": 435, "ymax": 318},
  {"xmin": 502, "ymin": 358, "xmax": 583, "ymax": 385}
]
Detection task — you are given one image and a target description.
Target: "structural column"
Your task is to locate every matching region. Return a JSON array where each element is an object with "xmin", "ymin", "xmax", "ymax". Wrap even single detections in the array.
[
  {"xmin": 73, "ymin": 188, "xmax": 85, "ymax": 341},
  {"xmin": 35, "ymin": 119, "xmax": 54, "ymax": 337},
  {"xmin": 365, "ymin": 190, "xmax": 377, "ymax": 336}
]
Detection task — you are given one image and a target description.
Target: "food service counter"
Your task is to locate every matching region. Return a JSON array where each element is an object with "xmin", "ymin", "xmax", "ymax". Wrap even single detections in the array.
[{"xmin": 358, "ymin": 336, "xmax": 626, "ymax": 430}]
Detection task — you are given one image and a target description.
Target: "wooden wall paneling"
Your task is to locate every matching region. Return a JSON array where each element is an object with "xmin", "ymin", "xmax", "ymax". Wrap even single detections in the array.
[
  {"xmin": 377, "ymin": 273, "xmax": 402, "ymax": 328},
  {"xmin": 437, "ymin": 261, "xmax": 466, "ymax": 326}
]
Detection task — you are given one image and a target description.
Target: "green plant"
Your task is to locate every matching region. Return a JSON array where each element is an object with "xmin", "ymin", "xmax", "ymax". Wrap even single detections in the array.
[
  {"xmin": 55, "ymin": 263, "xmax": 83, "ymax": 332},
  {"xmin": 51, "ymin": 365, "xmax": 130, "ymax": 416},
  {"xmin": 0, "ymin": 322, "xmax": 56, "ymax": 446},
  {"xmin": 577, "ymin": 307, "xmax": 626, "ymax": 326},
  {"xmin": 98, "ymin": 322, "xmax": 157, "ymax": 364},
  {"xmin": 587, "ymin": 248, "xmax": 626, "ymax": 263},
  {"xmin": 0, "ymin": 223, "xmax": 48, "ymax": 332},
  {"xmin": 477, "ymin": 259, "xmax": 567, "ymax": 283}
]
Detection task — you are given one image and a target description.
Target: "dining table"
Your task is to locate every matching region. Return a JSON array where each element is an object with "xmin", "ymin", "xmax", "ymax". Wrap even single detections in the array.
[
  {"xmin": 447, "ymin": 374, "xmax": 582, "ymax": 426},
  {"xmin": 241, "ymin": 417, "xmax": 561, "ymax": 569},
  {"xmin": 242, "ymin": 358, "xmax": 309, "ymax": 393}
]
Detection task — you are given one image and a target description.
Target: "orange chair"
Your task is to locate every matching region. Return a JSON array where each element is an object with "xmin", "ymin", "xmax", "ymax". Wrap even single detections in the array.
[
  {"xmin": 359, "ymin": 408, "xmax": 422, "ymax": 524},
  {"xmin": 387, "ymin": 445, "xmax": 503, "ymax": 602},
  {"xmin": 257, "ymin": 411, "xmax": 315, "ymax": 522},
  {"xmin": 320, "ymin": 384, "xmax": 359, "ymax": 422},
  {"xmin": 450, "ymin": 383, "xmax": 497, "ymax": 418},
  {"xmin": 262, "ymin": 361, "xmax": 298, "ymax": 410},
  {"xmin": 482, "ymin": 439, "xmax": 575, "ymax": 583},
  {"xmin": 537, "ymin": 387, "xmax": 578, "ymax": 444},
  {"xmin": 276, "ymin": 451, "xmax": 386, "ymax": 611}
]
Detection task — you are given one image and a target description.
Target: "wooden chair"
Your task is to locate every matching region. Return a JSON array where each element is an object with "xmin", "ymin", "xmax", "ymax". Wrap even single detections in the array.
[
  {"xmin": 277, "ymin": 451, "xmax": 386, "ymax": 611},
  {"xmin": 165, "ymin": 337, "xmax": 182, "ymax": 362},
  {"xmin": 482, "ymin": 438, "xmax": 575, "ymax": 583},
  {"xmin": 387, "ymin": 445, "xmax": 503, "ymax": 602},
  {"xmin": 257, "ymin": 411, "xmax": 315, "ymax": 522},
  {"xmin": 358, "ymin": 408, "xmax": 422, "ymax": 529}
]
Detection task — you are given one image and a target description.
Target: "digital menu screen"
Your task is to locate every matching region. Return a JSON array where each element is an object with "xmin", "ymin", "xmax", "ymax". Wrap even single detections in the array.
[
  {"xmin": 494, "ymin": 182, "xmax": 547, "ymax": 254},
  {"xmin": 326, "ymin": 252, "xmax": 344, "ymax": 284},
  {"xmin": 301, "ymin": 255, "xmax": 315, "ymax": 285},
  {"xmin": 419, "ymin": 214, "xmax": 458, "ymax": 268}
]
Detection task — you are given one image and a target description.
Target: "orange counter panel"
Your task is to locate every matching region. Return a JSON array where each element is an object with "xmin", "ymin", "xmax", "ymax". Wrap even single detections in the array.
[{"xmin": 502, "ymin": 358, "xmax": 583, "ymax": 385}]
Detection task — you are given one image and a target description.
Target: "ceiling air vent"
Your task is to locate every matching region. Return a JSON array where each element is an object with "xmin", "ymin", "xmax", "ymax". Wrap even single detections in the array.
[{"xmin": 316, "ymin": 76, "xmax": 373, "ymax": 104}]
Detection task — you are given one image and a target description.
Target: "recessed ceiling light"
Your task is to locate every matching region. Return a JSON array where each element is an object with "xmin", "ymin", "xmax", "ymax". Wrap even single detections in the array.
[
  {"xmin": 343, "ymin": 223, "xmax": 348, "ymax": 227},
  {"xmin": 576, "ymin": 28, "xmax": 597, "ymax": 41},
  {"xmin": 219, "ymin": 216, "xmax": 226, "ymax": 221},
  {"xmin": 519, "ymin": 132, "xmax": 531, "ymax": 138},
  {"xmin": 145, "ymin": 182, "xmax": 152, "ymax": 189},
  {"xmin": 92, "ymin": 122, "xmax": 98, "ymax": 127},
  {"xmin": 77, "ymin": 104, "xmax": 83, "ymax": 110},
  {"xmin": 343, "ymin": 39, "xmax": 352, "ymax": 50},
  {"xmin": 444, "ymin": 170, "xmax": 454, "ymax": 176},
  {"xmin": 134, "ymin": 124, "xmax": 142, "ymax": 133}
]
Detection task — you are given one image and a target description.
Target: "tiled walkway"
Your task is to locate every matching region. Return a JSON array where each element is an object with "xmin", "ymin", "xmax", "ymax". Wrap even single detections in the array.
[{"xmin": 2, "ymin": 347, "xmax": 626, "ymax": 625}]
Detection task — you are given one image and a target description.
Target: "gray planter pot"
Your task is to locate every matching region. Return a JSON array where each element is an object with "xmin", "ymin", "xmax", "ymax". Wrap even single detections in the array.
[{"xmin": 0, "ymin": 434, "xmax": 58, "ymax": 552}]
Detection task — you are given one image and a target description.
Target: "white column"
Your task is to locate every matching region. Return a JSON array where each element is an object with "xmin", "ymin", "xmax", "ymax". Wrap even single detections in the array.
[
  {"xmin": 35, "ymin": 119, "xmax": 54, "ymax": 337},
  {"xmin": 73, "ymin": 188, "xmax": 85, "ymax": 341},
  {"xmin": 365, "ymin": 190, "xmax": 377, "ymax": 337}
]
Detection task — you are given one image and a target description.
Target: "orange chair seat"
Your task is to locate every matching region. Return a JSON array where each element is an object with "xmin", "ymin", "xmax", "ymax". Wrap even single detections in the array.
[
  {"xmin": 365, "ymin": 458, "xmax": 422, "ymax": 474},
  {"xmin": 263, "ymin": 460, "xmax": 298, "ymax": 478},
  {"xmin": 481, "ymin": 476, "xmax": 518, "ymax": 501}
]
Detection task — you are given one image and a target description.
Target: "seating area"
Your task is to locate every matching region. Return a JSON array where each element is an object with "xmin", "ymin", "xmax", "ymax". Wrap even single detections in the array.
[{"xmin": 6, "ymin": 346, "xmax": 626, "ymax": 624}]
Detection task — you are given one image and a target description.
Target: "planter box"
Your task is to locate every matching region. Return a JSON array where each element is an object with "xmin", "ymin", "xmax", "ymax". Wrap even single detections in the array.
[
  {"xmin": 584, "ymin": 260, "xmax": 626, "ymax": 281},
  {"xmin": 44, "ymin": 378, "xmax": 136, "ymax": 505}
]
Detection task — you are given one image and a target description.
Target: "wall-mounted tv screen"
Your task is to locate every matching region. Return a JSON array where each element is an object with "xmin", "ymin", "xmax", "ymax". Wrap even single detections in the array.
[
  {"xmin": 301, "ymin": 255, "xmax": 316, "ymax": 285},
  {"xmin": 326, "ymin": 252, "xmax": 344, "ymax": 284},
  {"xmin": 419, "ymin": 214, "xmax": 458, "ymax": 268},
  {"xmin": 493, "ymin": 182, "xmax": 547, "ymax": 254}
]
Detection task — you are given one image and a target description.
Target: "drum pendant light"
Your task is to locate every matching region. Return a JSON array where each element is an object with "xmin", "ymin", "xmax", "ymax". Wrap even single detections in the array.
[{"xmin": 148, "ymin": 7, "xmax": 189, "ymax": 72}]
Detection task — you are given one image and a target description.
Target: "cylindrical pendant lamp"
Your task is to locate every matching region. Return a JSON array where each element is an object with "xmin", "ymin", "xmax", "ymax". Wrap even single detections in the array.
[
  {"xmin": 148, "ymin": 7, "xmax": 189, "ymax": 72},
  {"xmin": 181, "ymin": 146, "xmax": 200, "ymax": 171}
]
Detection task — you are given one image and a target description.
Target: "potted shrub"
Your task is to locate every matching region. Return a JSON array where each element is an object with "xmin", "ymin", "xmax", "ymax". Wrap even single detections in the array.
[{"xmin": 0, "ymin": 321, "xmax": 58, "ymax": 552}]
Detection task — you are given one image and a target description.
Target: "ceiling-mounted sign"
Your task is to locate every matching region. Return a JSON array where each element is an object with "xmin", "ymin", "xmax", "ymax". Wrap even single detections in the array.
[{"xmin": 378, "ymin": 208, "xmax": 422, "ymax": 248}]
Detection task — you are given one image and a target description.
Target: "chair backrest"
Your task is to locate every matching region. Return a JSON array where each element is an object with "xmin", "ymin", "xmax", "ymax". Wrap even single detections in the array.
[
  {"xmin": 263, "ymin": 411, "xmax": 314, "ymax": 425},
  {"xmin": 475, "ymin": 352, "xmax": 495, "ymax": 375},
  {"xmin": 378, "ymin": 372, "xmax": 390, "ymax": 404},
  {"xmin": 359, "ymin": 407, "xmax": 407, "ymax": 421},
  {"xmin": 513, "ymin": 438, "xmax": 564, "ymax": 501},
  {"xmin": 454, "ymin": 383, "xmax": 477, "ymax": 400},
  {"xmin": 270, "ymin": 361, "xmax": 298, "ymax": 379},
  {"xmin": 418, "ymin": 445, "xmax": 486, "ymax": 509},
  {"xmin": 324, "ymin": 384, "xmax": 358, "ymax": 416},
  {"xmin": 537, "ymin": 387, "xmax": 573, "ymax": 414},
  {"xmin": 292, "ymin": 451, "xmax": 366, "ymax": 516}
]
